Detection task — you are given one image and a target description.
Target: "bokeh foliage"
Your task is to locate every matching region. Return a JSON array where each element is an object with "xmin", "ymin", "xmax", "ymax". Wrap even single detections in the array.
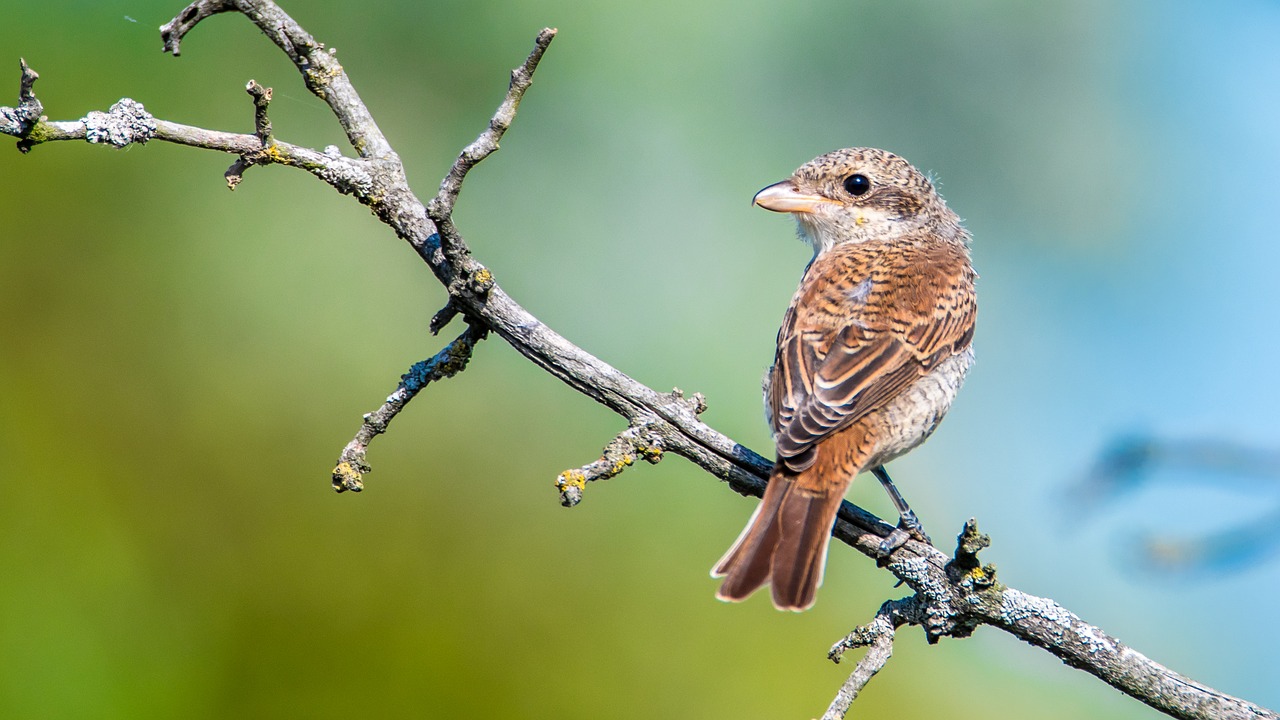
[{"xmin": 2, "ymin": 0, "xmax": 1278, "ymax": 717}]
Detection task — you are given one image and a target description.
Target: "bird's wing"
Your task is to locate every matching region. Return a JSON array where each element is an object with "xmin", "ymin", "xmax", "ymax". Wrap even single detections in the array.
[{"xmin": 769, "ymin": 242, "xmax": 975, "ymax": 471}]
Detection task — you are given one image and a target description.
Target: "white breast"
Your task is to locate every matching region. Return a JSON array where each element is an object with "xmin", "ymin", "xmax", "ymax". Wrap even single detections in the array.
[{"xmin": 866, "ymin": 347, "xmax": 974, "ymax": 468}]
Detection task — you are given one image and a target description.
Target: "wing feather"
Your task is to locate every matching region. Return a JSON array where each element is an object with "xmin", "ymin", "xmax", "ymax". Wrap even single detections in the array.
[{"xmin": 769, "ymin": 239, "xmax": 975, "ymax": 471}]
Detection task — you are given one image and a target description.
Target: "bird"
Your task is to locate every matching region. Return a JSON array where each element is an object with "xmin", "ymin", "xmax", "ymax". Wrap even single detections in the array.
[{"xmin": 712, "ymin": 147, "xmax": 976, "ymax": 611}]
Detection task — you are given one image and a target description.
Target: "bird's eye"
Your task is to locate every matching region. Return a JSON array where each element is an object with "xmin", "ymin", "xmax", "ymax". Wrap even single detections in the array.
[{"xmin": 843, "ymin": 174, "xmax": 871, "ymax": 196}]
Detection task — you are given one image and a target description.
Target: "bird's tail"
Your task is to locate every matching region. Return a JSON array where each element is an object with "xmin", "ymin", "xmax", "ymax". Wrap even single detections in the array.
[{"xmin": 712, "ymin": 466, "xmax": 843, "ymax": 612}]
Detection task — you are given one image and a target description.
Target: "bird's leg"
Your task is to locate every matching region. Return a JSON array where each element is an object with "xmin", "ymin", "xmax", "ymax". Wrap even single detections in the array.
[{"xmin": 871, "ymin": 465, "xmax": 932, "ymax": 555}]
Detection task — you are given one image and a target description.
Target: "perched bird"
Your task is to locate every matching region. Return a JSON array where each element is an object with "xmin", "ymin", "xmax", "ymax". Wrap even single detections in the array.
[{"xmin": 712, "ymin": 148, "xmax": 976, "ymax": 611}]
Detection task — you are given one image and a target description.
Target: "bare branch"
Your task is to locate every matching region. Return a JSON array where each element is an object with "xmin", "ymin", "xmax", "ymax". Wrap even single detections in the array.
[
  {"xmin": 824, "ymin": 520, "xmax": 1278, "ymax": 720},
  {"xmin": 426, "ymin": 27, "xmax": 557, "ymax": 266},
  {"xmin": 824, "ymin": 596, "xmax": 919, "ymax": 720},
  {"xmin": 162, "ymin": 0, "xmax": 394, "ymax": 158},
  {"xmin": 245, "ymin": 80, "xmax": 274, "ymax": 144},
  {"xmin": 224, "ymin": 80, "xmax": 274, "ymax": 188},
  {"xmin": 153, "ymin": 119, "xmax": 262, "ymax": 153},
  {"xmin": 157, "ymin": 0, "xmax": 235, "ymax": 56},
  {"xmin": 429, "ymin": 28, "xmax": 557, "ymax": 218},
  {"xmin": 0, "ymin": 69, "xmax": 377, "ymax": 199},
  {"xmin": 333, "ymin": 322, "xmax": 488, "ymax": 493},
  {"xmin": 6, "ymin": 4, "xmax": 1276, "ymax": 720},
  {"xmin": 555, "ymin": 413, "xmax": 677, "ymax": 507},
  {"xmin": 16, "ymin": 58, "xmax": 38, "ymax": 105},
  {"xmin": 0, "ymin": 59, "xmax": 42, "ymax": 150},
  {"xmin": 429, "ymin": 300, "xmax": 461, "ymax": 336}
]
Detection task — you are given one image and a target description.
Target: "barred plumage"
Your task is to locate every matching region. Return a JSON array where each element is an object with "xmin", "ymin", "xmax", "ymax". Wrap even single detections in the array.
[{"xmin": 713, "ymin": 148, "xmax": 976, "ymax": 611}]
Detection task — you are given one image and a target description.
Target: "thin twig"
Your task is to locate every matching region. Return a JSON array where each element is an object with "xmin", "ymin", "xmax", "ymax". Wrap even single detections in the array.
[
  {"xmin": 157, "ymin": 0, "xmax": 235, "ymax": 56},
  {"xmin": 426, "ymin": 27, "xmax": 557, "ymax": 265},
  {"xmin": 555, "ymin": 419, "xmax": 669, "ymax": 507},
  {"xmin": 0, "ymin": 74, "xmax": 375, "ymax": 197},
  {"xmin": 0, "ymin": 59, "xmax": 42, "ymax": 150},
  {"xmin": 333, "ymin": 322, "xmax": 488, "ymax": 493},
  {"xmin": 823, "ymin": 597, "xmax": 918, "ymax": 720},
  {"xmin": 161, "ymin": 0, "xmax": 394, "ymax": 158},
  {"xmin": 430, "ymin": 28, "xmax": 557, "ymax": 218},
  {"xmin": 225, "ymin": 80, "xmax": 275, "ymax": 188},
  {"xmin": 245, "ymin": 80, "xmax": 273, "ymax": 144}
]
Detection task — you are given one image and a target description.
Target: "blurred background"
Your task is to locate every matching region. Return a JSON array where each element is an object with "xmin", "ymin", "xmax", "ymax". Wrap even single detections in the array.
[{"xmin": 3, "ymin": 0, "xmax": 1279, "ymax": 717}]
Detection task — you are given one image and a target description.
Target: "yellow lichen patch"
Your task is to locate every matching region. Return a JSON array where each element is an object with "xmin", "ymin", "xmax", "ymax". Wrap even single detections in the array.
[
  {"xmin": 333, "ymin": 461, "xmax": 362, "ymax": 481},
  {"xmin": 472, "ymin": 268, "xmax": 494, "ymax": 286},
  {"xmin": 556, "ymin": 469, "xmax": 587, "ymax": 492},
  {"xmin": 609, "ymin": 454, "xmax": 635, "ymax": 476},
  {"xmin": 964, "ymin": 563, "xmax": 1000, "ymax": 591},
  {"xmin": 305, "ymin": 65, "xmax": 343, "ymax": 88},
  {"xmin": 332, "ymin": 461, "xmax": 365, "ymax": 491}
]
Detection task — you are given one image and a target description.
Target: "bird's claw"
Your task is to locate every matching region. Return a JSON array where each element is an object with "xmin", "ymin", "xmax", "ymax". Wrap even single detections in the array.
[
  {"xmin": 877, "ymin": 511, "xmax": 933, "ymax": 557},
  {"xmin": 898, "ymin": 509, "xmax": 933, "ymax": 546},
  {"xmin": 878, "ymin": 527, "xmax": 911, "ymax": 557}
]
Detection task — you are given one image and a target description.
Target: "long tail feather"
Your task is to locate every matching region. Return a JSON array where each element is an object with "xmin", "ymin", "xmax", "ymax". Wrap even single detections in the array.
[
  {"xmin": 712, "ymin": 467, "xmax": 842, "ymax": 611},
  {"xmin": 770, "ymin": 485, "xmax": 842, "ymax": 611},
  {"xmin": 713, "ymin": 473, "xmax": 792, "ymax": 601}
]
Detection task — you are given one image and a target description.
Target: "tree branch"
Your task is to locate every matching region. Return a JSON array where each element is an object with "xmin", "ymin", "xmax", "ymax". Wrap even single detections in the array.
[
  {"xmin": 160, "ymin": 0, "xmax": 395, "ymax": 159},
  {"xmin": 427, "ymin": 27, "xmax": 555, "ymax": 267},
  {"xmin": 332, "ymin": 321, "xmax": 488, "ymax": 493},
  {"xmin": 3, "ymin": 4, "xmax": 1275, "ymax": 719},
  {"xmin": 824, "ymin": 596, "xmax": 918, "ymax": 720}
]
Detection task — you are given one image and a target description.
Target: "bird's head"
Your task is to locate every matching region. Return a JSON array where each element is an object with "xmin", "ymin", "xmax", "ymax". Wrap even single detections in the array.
[{"xmin": 753, "ymin": 147, "xmax": 956, "ymax": 255}]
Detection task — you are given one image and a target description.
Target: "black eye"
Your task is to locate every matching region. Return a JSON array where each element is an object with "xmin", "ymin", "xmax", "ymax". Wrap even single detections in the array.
[{"xmin": 843, "ymin": 174, "xmax": 871, "ymax": 196}]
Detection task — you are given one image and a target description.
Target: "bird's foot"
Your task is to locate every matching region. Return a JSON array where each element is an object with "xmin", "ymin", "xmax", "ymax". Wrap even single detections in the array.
[
  {"xmin": 877, "ymin": 527, "xmax": 910, "ymax": 557},
  {"xmin": 877, "ymin": 511, "xmax": 932, "ymax": 556},
  {"xmin": 898, "ymin": 509, "xmax": 932, "ymax": 546}
]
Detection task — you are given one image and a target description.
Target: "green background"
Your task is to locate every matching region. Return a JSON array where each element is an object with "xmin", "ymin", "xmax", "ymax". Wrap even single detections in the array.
[{"xmin": 3, "ymin": 0, "xmax": 1278, "ymax": 717}]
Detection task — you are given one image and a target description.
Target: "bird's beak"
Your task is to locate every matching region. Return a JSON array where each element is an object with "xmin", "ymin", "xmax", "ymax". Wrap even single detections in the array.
[{"xmin": 752, "ymin": 181, "xmax": 833, "ymax": 214}]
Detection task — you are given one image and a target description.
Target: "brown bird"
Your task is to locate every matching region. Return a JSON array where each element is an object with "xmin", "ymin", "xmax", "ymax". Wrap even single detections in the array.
[{"xmin": 713, "ymin": 147, "xmax": 976, "ymax": 611}]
